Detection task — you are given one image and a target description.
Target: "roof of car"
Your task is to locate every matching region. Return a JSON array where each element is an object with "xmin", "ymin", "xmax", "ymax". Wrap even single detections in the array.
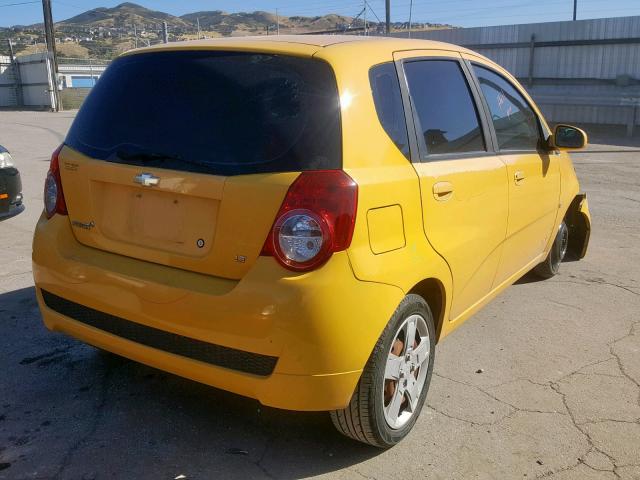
[{"xmin": 127, "ymin": 34, "xmax": 479, "ymax": 57}]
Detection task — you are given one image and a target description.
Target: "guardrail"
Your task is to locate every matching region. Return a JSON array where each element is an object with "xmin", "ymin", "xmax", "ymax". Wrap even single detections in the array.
[
  {"xmin": 56, "ymin": 57, "xmax": 111, "ymax": 66},
  {"xmin": 534, "ymin": 96, "xmax": 639, "ymax": 137}
]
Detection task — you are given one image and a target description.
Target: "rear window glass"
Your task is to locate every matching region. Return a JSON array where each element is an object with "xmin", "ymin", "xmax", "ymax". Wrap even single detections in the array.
[
  {"xmin": 369, "ymin": 62, "xmax": 410, "ymax": 160},
  {"xmin": 65, "ymin": 51, "xmax": 342, "ymax": 176}
]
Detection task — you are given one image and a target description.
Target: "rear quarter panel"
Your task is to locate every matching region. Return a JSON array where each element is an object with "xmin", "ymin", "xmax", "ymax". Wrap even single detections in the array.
[{"xmin": 316, "ymin": 44, "xmax": 454, "ymax": 338}]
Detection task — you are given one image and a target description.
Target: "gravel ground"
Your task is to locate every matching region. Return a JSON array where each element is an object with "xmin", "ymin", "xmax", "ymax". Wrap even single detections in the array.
[{"xmin": 0, "ymin": 111, "xmax": 639, "ymax": 480}]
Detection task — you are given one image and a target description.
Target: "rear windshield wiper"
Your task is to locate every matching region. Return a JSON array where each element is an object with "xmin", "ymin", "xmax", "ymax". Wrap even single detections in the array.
[
  {"xmin": 108, "ymin": 146, "xmax": 221, "ymax": 173},
  {"xmin": 115, "ymin": 149, "xmax": 181, "ymax": 164}
]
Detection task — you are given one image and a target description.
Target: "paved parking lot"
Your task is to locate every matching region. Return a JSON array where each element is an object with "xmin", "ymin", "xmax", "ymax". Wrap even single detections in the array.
[{"xmin": 0, "ymin": 111, "xmax": 639, "ymax": 480}]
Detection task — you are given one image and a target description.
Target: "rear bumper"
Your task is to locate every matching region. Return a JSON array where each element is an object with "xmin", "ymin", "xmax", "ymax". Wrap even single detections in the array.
[
  {"xmin": 33, "ymin": 214, "xmax": 403, "ymax": 411},
  {"xmin": 0, "ymin": 202, "xmax": 25, "ymax": 221}
]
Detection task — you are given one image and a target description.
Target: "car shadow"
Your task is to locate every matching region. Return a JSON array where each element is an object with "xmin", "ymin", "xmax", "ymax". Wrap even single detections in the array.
[
  {"xmin": 514, "ymin": 271, "xmax": 545, "ymax": 285},
  {"xmin": 0, "ymin": 286, "xmax": 382, "ymax": 479}
]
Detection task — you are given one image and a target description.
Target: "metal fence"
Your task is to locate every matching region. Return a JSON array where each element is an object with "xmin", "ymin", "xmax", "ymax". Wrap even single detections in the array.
[{"xmin": 391, "ymin": 15, "xmax": 640, "ymax": 136}]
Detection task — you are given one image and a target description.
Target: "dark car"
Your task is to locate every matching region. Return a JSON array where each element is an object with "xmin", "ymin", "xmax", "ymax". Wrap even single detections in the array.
[{"xmin": 0, "ymin": 145, "xmax": 24, "ymax": 221}]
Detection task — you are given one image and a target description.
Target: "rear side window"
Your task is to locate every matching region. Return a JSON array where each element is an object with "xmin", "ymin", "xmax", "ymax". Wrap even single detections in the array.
[
  {"xmin": 369, "ymin": 62, "xmax": 410, "ymax": 159},
  {"xmin": 404, "ymin": 60, "xmax": 485, "ymax": 157},
  {"xmin": 65, "ymin": 51, "xmax": 342, "ymax": 176},
  {"xmin": 472, "ymin": 65, "xmax": 540, "ymax": 151}
]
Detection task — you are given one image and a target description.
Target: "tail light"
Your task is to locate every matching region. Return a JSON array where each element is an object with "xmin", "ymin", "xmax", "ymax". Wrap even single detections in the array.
[
  {"xmin": 261, "ymin": 170, "xmax": 358, "ymax": 272},
  {"xmin": 44, "ymin": 145, "xmax": 67, "ymax": 219}
]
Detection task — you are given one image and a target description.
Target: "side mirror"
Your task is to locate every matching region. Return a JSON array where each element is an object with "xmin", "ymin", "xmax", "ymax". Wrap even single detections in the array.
[{"xmin": 549, "ymin": 124, "xmax": 588, "ymax": 150}]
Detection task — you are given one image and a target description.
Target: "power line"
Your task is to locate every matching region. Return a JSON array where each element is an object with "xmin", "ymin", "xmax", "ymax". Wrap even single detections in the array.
[
  {"xmin": 365, "ymin": 0, "xmax": 383, "ymax": 23},
  {"xmin": 0, "ymin": 0, "xmax": 39, "ymax": 7}
]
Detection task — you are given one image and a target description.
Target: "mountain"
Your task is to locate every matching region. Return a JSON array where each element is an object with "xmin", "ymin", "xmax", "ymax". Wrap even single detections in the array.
[
  {"xmin": 53, "ymin": 3, "xmax": 360, "ymax": 35},
  {"xmin": 58, "ymin": 2, "xmax": 191, "ymax": 29},
  {"xmin": 179, "ymin": 10, "xmax": 356, "ymax": 35}
]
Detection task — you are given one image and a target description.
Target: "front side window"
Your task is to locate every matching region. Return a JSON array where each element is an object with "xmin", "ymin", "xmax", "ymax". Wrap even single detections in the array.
[
  {"xmin": 473, "ymin": 65, "xmax": 540, "ymax": 151},
  {"xmin": 404, "ymin": 59, "xmax": 485, "ymax": 157},
  {"xmin": 369, "ymin": 62, "xmax": 410, "ymax": 160}
]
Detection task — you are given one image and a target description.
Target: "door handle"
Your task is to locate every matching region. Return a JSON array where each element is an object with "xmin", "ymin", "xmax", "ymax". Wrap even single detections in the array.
[
  {"xmin": 514, "ymin": 170, "xmax": 525, "ymax": 185},
  {"xmin": 432, "ymin": 181, "xmax": 454, "ymax": 201}
]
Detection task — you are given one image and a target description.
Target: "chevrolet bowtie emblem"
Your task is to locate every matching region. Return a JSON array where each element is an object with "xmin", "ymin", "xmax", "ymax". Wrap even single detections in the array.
[{"xmin": 134, "ymin": 173, "xmax": 160, "ymax": 187}]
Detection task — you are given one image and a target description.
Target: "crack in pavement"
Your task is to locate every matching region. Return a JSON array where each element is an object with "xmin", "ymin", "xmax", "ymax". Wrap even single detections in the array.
[
  {"xmin": 433, "ymin": 373, "xmax": 564, "ymax": 417},
  {"xmin": 609, "ymin": 321, "xmax": 640, "ymax": 408},
  {"xmin": 579, "ymin": 418, "xmax": 640, "ymax": 426},
  {"xmin": 549, "ymin": 277, "xmax": 640, "ymax": 296},
  {"xmin": 430, "ymin": 373, "xmax": 517, "ymax": 425},
  {"xmin": 547, "ymin": 299, "xmax": 585, "ymax": 312},
  {"xmin": 572, "ymin": 372, "xmax": 623, "ymax": 379},
  {"xmin": 535, "ymin": 450, "xmax": 609, "ymax": 479},
  {"xmin": 537, "ymin": 320, "xmax": 640, "ymax": 477},
  {"xmin": 426, "ymin": 404, "xmax": 483, "ymax": 427},
  {"xmin": 432, "ymin": 330, "xmax": 639, "ymax": 479},
  {"xmin": 51, "ymin": 362, "xmax": 113, "ymax": 480},
  {"xmin": 252, "ymin": 436, "xmax": 276, "ymax": 480},
  {"xmin": 580, "ymin": 447, "xmax": 616, "ymax": 473},
  {"xmin": 549, "ymin": 382, "xmax": 623, "ymax": 479}
]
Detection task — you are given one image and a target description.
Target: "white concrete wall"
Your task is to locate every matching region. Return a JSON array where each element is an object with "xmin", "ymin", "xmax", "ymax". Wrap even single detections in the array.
[
  {"xmin": 16, "ymin": 53, "xmax": 53, "ymax": 108},
  {"xmin": 0, "ymin": 55, "xmax": 18, "ymax": 107},
  {"xmin": 0, "ymin": 53, "xmax": 55, "ymax": 109}
]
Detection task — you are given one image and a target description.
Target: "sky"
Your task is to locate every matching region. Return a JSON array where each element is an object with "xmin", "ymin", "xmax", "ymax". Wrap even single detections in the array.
[{"xmin": 1, "ymin": 0, "xmax": 640, "ymax": 28}]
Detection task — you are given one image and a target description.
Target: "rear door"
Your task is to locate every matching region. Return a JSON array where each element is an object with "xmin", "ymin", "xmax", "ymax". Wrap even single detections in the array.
[
  {"xmin": 59, "ymin": 49, "xmax": 342, "ymax": 280},
  {"xmin": 467, "ymin": 60, "xmax": 560, "ymax": 285},
  {"xmin": 394, "ymin": 51, "xmax": 509, "ymax": 321}
]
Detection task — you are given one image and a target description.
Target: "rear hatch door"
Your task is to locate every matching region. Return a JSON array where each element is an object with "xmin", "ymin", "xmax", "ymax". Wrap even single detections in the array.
[{"xmin": 59, "ymin": 48, "xmax": 342, "ymax": 280}]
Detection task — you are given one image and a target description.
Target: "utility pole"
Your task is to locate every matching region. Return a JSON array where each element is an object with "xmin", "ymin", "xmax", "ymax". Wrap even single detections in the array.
[
  {"xmin": 161, "ymin": 21, "xmax": 168, "ymax": 43},
  {"xmin": 408, "ymin": 0, "xmax": 413, "ymax": 38},
  {"xmin": 41, "ymin": 0, "xmax": 60, "ymax": 111},
  {"xmin": 197, "ymin": 17, "xmax": 201, "ymax": 39},
  {"xmin": 385, "ymin": 0, "xmax": 390, "ymax": 35},
  {"xmin": 363, "ymin": 1, "xmax": 367, "ymax": 36},
  {"xmin": 276, "ymin": 9, "xmax": 280, "ymax": 35},
  {"xmin": 572, "ymin": 0, "xmax": 577, "ymax": 20},
  {"xmin": 133, "ymin": 24, "xmax": 138, "ymax": 48}
]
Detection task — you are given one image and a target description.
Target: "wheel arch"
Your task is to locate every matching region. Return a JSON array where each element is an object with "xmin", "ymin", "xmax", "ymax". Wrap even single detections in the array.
[
  {"xmin": 408, "ymin": 277, "xmax": 446, "ymax": 343},
  {"xmin": 564, "ymin": 193, "xmax": 591, "ymax": 261}
]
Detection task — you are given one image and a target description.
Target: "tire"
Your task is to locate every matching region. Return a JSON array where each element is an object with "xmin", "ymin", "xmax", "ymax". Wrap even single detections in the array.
[
  {"xmin": 330, "ymin": 294, "xmax": 436, "ymax": 448},
  {"xmin": 534, "ymin": 221, "xmax": 569, "ymax": 279}
]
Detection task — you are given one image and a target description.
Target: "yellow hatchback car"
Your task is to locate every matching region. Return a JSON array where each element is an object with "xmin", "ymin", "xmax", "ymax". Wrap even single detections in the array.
[{"xmin": 33, "ymin": 36, "xmax": 591, "ymax": 447}]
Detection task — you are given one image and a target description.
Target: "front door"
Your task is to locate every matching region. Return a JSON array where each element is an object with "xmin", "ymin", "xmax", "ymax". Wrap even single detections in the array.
[
  {"xmin": 395, "ymin": 51, "xmax": 509, "ymax": 321},
  {"xmin": 468, "ymin": 61, "xmax": 561, "ymax": 285}
]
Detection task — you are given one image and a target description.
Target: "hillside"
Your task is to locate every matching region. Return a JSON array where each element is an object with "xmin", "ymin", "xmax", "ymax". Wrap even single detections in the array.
[
  {"xmin": 180, "ymin": 10, "xmax": 356, "ymax": 35},
  {"xmin": 53, "ymin": 3, "xmax": 359, "ymax": 35},
  {"xmin": 58, "ymin": 2, "xmax": 191, "ymax": 29}
]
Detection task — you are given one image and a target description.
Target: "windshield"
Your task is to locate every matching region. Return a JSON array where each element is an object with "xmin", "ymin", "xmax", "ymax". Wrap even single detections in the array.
[{"xmin": 65, "ymin": 50, "xmax": 342, "ymax": 176}]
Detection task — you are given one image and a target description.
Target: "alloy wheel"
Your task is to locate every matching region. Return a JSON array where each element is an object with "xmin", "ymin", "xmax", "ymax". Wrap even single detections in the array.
[{"xmin": 383, "ymin": 314, "xmax": 431, "ymax": 429}]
